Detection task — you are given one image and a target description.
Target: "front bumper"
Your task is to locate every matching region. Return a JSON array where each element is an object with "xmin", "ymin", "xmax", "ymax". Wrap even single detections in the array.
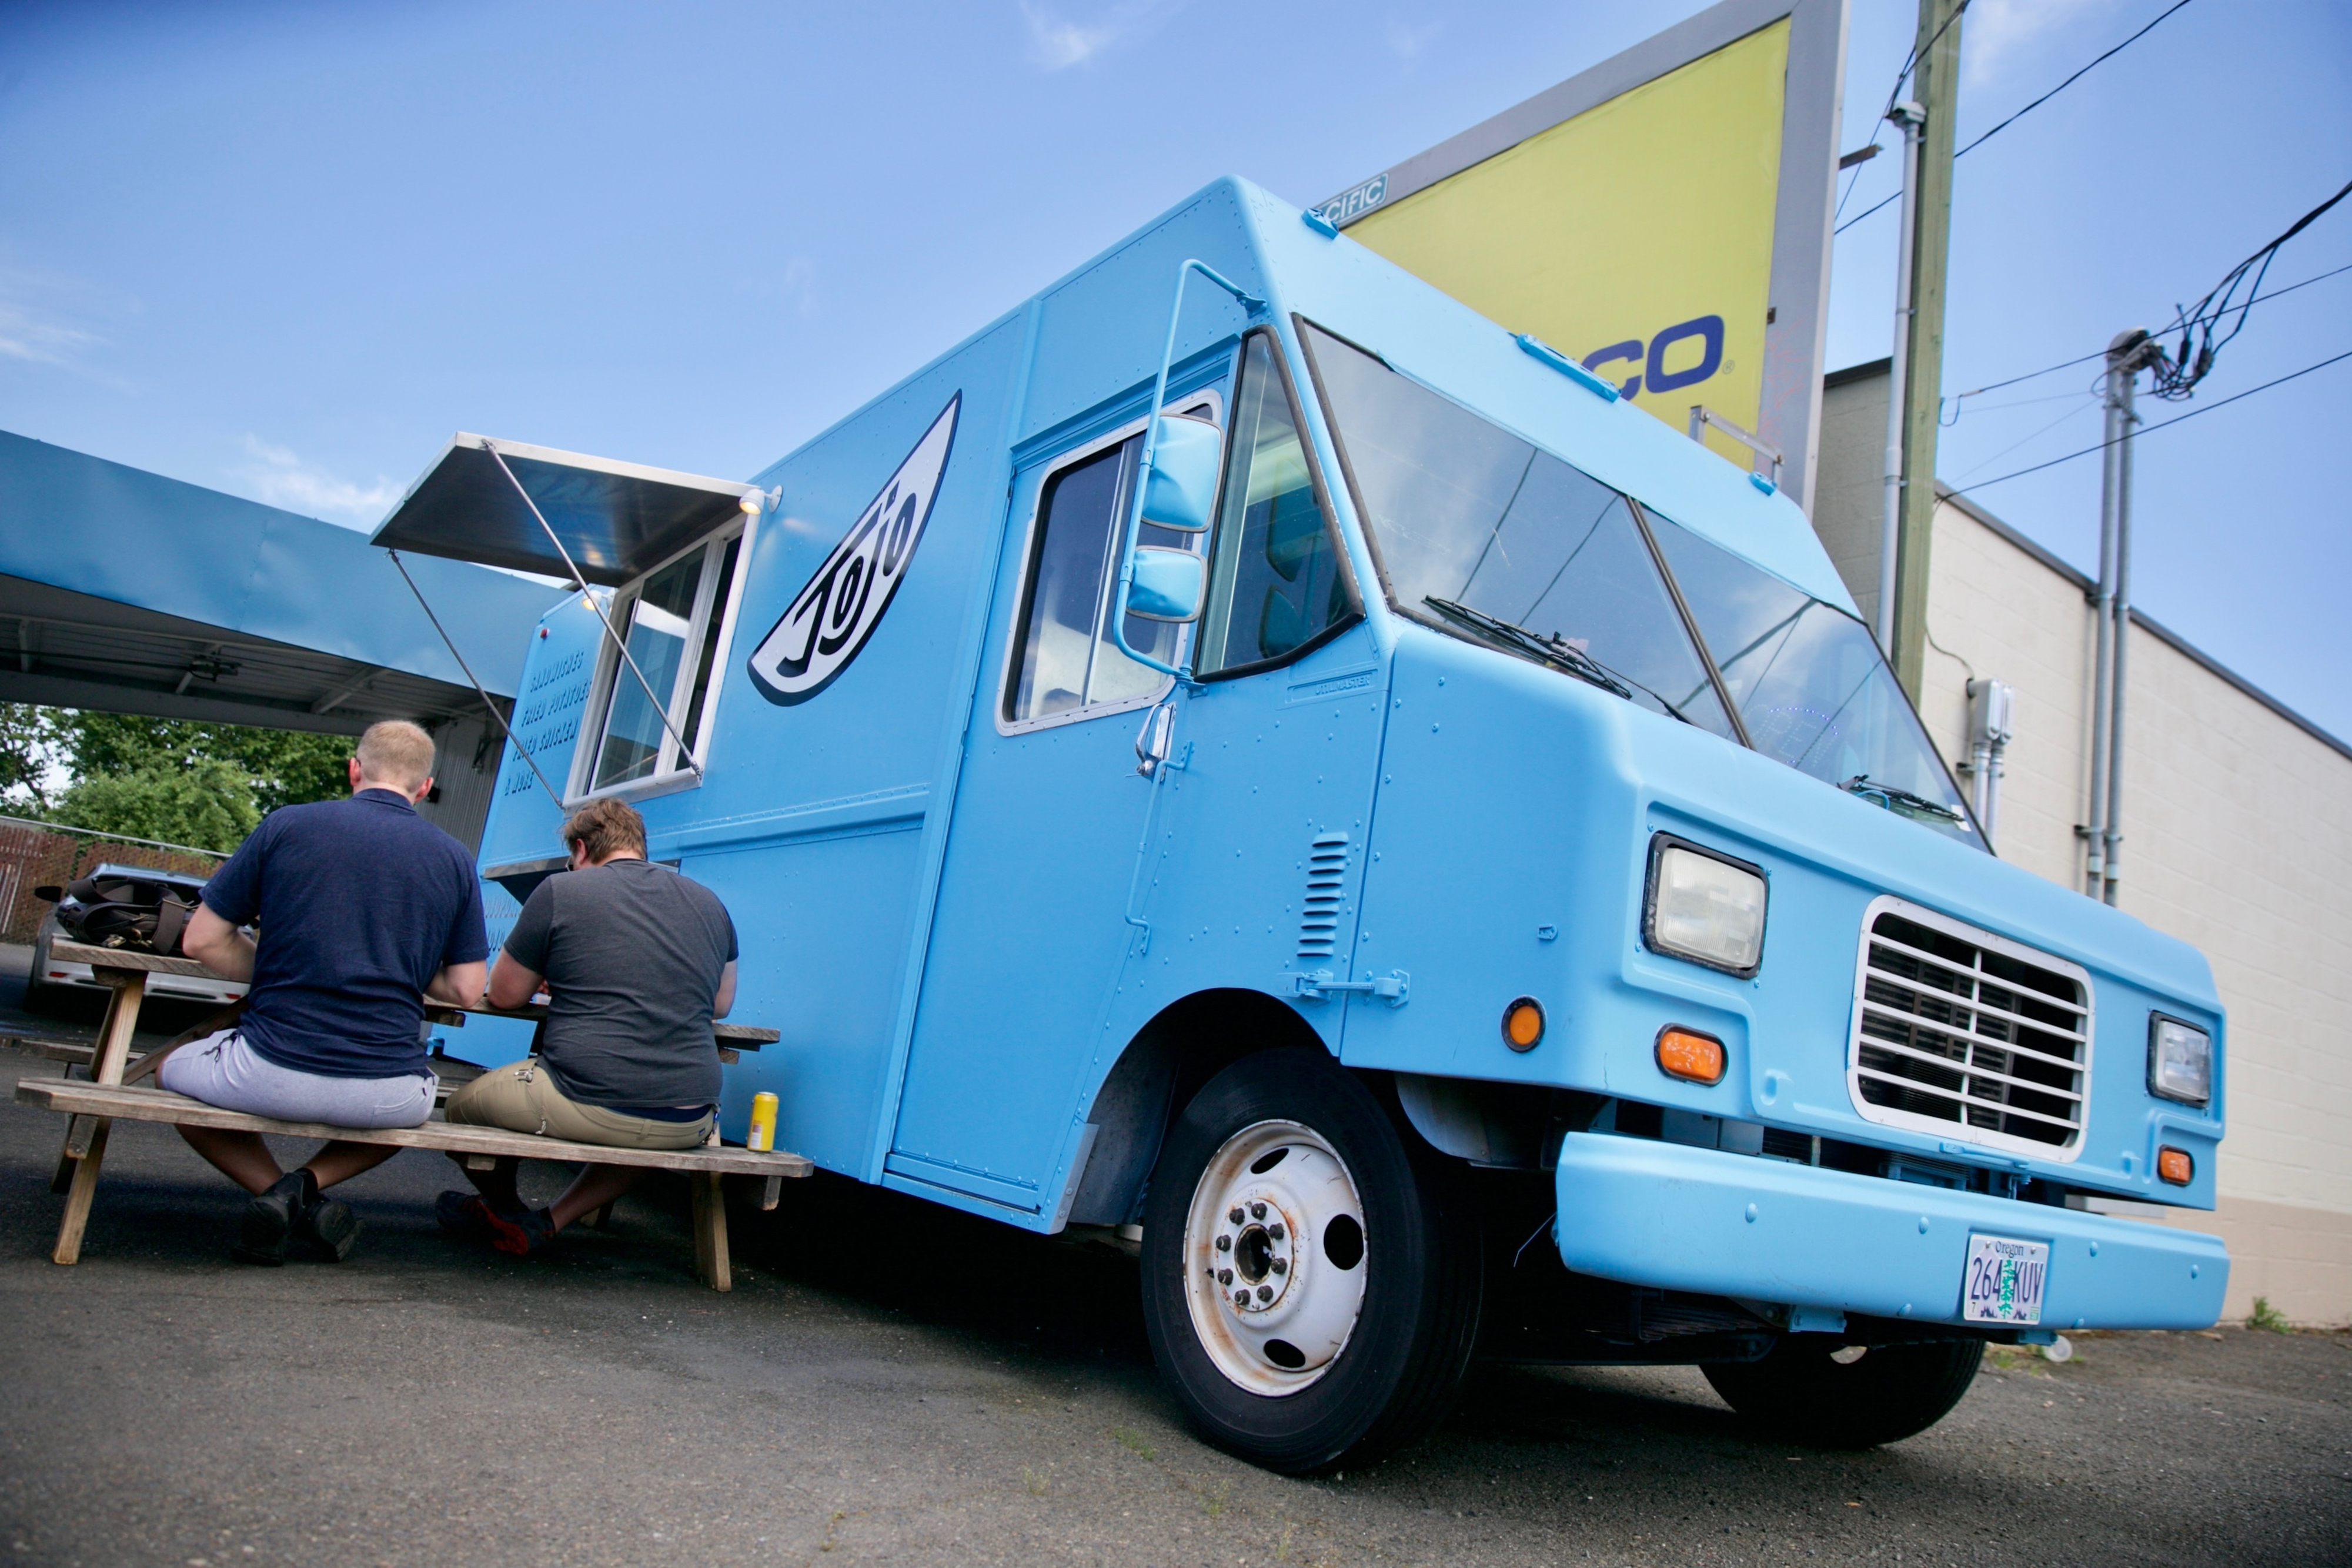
[{"xmin": 1553, "ymin": 1131, "xmax": 2229, "ymax": 1331}]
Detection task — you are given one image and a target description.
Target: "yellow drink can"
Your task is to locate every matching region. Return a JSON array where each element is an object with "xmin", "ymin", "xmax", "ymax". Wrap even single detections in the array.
[{"xmin": 748, "ymin": 1091, "xmax": 779, "ymax": 1152}]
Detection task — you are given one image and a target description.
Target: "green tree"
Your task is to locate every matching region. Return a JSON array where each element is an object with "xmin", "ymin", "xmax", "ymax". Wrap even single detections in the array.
[
  {"xmin": 54, "ymin": 757, "xmax": 261, "ymax": 852},
  {"xmin": 0, "ymin": 704, "xmax": 59, "ymax": 812},
  {"xmin": 54, "ymin": 714, "xmax": 356, "ymax": 817}
]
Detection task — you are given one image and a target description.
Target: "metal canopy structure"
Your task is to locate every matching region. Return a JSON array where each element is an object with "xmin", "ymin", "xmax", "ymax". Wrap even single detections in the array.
[
  {"xmin": 372, "ymin": 433, "xmax": 760, "ymax": 587},
  {"xmin": 0, "ymin": 427, "xmax": 560, "ymax": 736}
]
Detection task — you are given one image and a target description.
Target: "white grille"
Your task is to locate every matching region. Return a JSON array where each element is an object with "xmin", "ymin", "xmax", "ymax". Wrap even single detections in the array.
[{"xmin": 1846, "ymin": 896, "xmax": 2092, "ymax": 1162}]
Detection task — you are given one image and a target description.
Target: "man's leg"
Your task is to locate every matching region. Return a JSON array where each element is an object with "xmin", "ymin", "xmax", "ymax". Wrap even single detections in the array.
[
  {"xmin": 306, "ymin": 1141, "xmax": 401, "ymax": 1189},
  {"xmin": 549, "ymin": 1164, "xmax": 644, "ymax": 1232},
  {"xmin": 176, "ymin": 1126, "xmax": 283, "ymax": 1195},
  {"xmin": 449, "ymin": 1152, "xmax": 524, "ymax": 1212}
]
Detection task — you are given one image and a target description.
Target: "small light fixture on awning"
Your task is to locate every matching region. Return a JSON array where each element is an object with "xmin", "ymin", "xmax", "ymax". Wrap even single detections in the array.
[{"xmin": 370, "ymin": 433, "xmax": 766, "ymax": 587}]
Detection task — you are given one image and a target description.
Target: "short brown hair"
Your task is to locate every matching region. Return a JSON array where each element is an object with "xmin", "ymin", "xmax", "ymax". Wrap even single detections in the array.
[
  {"xmin": 562, "ymin": 797, "xmax": 646, "ymax": 863},
  {"xmin": 355, "ymin": 720, "xmax": 436, "ymax": 790}
]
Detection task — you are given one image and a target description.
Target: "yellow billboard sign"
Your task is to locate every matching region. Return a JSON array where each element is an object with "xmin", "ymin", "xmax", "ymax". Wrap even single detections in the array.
[{"xmin": 1317, "ymin": 0, "xmax": 1846, "ymax": 507}]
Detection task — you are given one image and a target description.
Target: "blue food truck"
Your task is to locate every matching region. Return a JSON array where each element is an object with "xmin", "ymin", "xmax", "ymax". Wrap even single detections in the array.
[{"xmin": 376, "ymin": 177, "xmax": 2229, "ymax": 1472}]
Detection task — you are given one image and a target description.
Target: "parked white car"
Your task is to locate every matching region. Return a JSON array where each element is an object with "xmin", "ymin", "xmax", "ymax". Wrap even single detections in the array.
[{"xmin": 24, "ymin": 864, "xmax": 246, "ymax": 1011}]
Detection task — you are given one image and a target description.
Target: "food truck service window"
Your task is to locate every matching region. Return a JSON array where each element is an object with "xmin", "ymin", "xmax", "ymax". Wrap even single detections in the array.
[
  {"xmin": 578, "ymin": 524, "xmax": 748, "ymax": 796},
  {"xmin": 1001, "ymin": 396, "xmax": 1218, "ymax": 730}
]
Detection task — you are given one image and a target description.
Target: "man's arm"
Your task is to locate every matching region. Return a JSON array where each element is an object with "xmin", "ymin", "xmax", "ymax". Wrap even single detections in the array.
[
  {"xmin": 183, "ymin": 903, "xmax": 258, "ymax": 982},
  {"xmin": 714, "ymin": 959, "xmax": 737, "ymax": 1019},
  {"xmin": 427, "ymin": 959, "xmax": 489, "ymax": 1008},
  {"xmin": 486, "ymin": 949, "xmax": 543, "ymax": 1010}
]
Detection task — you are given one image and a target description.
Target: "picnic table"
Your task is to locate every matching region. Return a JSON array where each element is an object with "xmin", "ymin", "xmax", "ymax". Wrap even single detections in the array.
[{"xmin": 15, "ymin": 939, "xmax": 807, "ymax": 1290}]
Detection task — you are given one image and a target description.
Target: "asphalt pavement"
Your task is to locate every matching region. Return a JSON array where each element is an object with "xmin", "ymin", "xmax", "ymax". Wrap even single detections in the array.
[{"xmin": 0, "ymin": 962, "xmax": 2344, "ymax": 1568}]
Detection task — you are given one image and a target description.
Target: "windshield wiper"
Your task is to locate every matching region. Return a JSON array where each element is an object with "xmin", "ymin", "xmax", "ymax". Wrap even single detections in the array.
[
  {"xmin": 1839, "ymin": 774, "xmax": 1966, "ymax": 825},
  {"xmin": 1424, "ymin": 596, "xmax": 1636, "ymax": 701},
  {"xmin": 1418, "ymin": 597, "xmax": 1709, "ymax": 728}
]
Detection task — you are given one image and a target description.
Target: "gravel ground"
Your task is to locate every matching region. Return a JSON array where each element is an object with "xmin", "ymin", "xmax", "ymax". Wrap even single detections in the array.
[{"xmin": 0, "ymin": 998, "xmax": 2345, "ymax": 1568}]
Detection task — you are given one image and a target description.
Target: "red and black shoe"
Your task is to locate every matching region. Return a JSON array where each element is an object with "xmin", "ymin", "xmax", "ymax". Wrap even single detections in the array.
[{"xmin": 482, "ymin": 1203, "xmax": 557, "ymax": 1257}]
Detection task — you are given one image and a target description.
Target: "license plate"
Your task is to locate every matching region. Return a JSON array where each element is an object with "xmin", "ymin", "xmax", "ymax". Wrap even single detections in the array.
[{"xmin": 1962, "ymin": 1233, "xmax": 2048, "ymax": 1325}]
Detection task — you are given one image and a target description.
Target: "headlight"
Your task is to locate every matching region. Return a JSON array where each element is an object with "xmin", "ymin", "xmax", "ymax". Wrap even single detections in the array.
[
  {"xmin": 1643, "ymin": 835, "xmax": 1767, "ymax": 976},
  {"xmin": 2148, "ymin": 1015, "xmax": 2213, "ymax": 1105}
]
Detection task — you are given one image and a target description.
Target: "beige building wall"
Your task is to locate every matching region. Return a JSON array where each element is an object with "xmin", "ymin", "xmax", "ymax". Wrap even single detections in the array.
[{"xmin": 1816, "ymin": 362, "xmax": 2352, "ymax": 1325}]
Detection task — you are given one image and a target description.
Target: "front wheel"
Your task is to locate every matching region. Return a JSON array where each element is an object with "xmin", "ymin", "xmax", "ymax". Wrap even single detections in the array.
[
  {"xmin": 1139, "ymin": 1049, "xmax": 1481, "ymax": 1474},
  {"xmin": 1703, "ymin": 1335, "xmax": 1984, "ymax": 1447}
]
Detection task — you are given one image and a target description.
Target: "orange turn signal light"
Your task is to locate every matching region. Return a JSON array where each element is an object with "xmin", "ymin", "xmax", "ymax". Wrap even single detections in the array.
[
  {"xmin": 1502, "ymin": 997, "xmax": 1546, "ymax": 1052},
  {"xmin": 1656, "ymin": 1026, "xmax": 1725, "ymax": 1086},
  {"xmin": 2157, "ymin": 1146, "xmax": 2194, "ymax": 1186}
]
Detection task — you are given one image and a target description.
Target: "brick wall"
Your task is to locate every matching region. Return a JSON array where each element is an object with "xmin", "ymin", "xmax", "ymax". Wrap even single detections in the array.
[{"xmin": 0, "ymin": 821, "xmax": 221, "ymax": 945}]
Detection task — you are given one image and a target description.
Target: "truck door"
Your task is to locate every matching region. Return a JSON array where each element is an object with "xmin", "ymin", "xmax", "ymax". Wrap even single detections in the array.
[{"xmin": 886, "ymin": 396, "xmax": 1219, "ymax": 1215}]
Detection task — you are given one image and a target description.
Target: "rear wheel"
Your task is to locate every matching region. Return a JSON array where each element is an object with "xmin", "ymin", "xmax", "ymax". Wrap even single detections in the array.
[
  {"xmin": 1703, "ymin": 1335, "xmax": 1984, "ymax": 1447},
  {"xmin": 1140, "ymin": 1049, "xmax": 1481, "ymax": 1473}
]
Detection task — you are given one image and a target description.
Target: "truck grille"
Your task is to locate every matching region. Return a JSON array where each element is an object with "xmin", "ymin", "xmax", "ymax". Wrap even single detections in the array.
[{"xmin": 1846, "ymin": 897, "xmax": 2092, "ymax": 1160}]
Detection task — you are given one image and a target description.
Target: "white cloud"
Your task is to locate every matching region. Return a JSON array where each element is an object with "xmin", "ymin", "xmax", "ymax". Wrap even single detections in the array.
[
  {"xmin": 1018, "ymin": 0, "xmax": 1155, "ymax": 71},
  {"xmin": 236, "ymin": 435, "xmax": 401, "ymax": 524},
  {"xmin": 0, "ymin": 299, "xmax": 96, "ymax": 366},
  {"xmin": 1384, "ymin": 19, "xmax": 1442, "ymax": 62},
  {"xmin": 1963, "ymin": 0, "xmax": 2113, "ymax": 89}
]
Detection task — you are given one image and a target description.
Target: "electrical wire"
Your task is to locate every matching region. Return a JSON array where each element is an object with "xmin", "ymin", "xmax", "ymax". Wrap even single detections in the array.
[
  {"xmin": 2148, "ymin": 179, "xmax": 2352, "ymax": 399},
  {"xmin": 1939, "ymin": 257, "xmax": 2352, "ymax": 424},
  {"xmin": 1837, "ymin": 0, "xmax": 2194, "ymax": 235},
  {"xmin": 1835, "ymin": 0, "xmax": 1970, "ymax": 226},
  {"xmin": 1947, "ymin": 346, "xmax": 2352, "ymax": 497}
]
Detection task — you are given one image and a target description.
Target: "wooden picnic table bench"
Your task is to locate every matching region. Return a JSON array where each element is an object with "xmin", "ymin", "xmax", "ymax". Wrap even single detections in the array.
[{"xmin": 18, "ymin": 939, "xmax": 806, "ymax": 1290}]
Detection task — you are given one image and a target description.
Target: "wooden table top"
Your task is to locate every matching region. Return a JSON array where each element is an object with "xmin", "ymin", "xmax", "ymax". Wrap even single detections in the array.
[{"xmin": 49, "ymin": 940, "xmax": 780, "ymax": 1047}]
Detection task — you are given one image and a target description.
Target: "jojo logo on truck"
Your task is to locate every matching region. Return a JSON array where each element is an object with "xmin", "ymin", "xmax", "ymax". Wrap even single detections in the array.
[{"xmin": 746, "ymin": 393, "xmax": 959, "ymax": 706}]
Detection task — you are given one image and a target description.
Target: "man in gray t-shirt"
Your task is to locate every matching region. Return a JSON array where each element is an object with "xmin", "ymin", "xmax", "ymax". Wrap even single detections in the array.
[{"xmin": 442, "ymin": 797, "xmax": 739, "ymax": 1256}]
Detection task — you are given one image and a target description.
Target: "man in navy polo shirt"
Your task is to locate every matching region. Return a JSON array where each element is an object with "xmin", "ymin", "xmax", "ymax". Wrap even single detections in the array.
[{"xmin": 160, "ymin": 720, "xmax": 489, "ymax": 1264}]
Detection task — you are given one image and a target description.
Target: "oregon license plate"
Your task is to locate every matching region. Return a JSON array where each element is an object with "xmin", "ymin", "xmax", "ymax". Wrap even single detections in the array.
[{"xmin": 1962, "ymin": 1233, "xmax": 2049, "ymax": 1325}]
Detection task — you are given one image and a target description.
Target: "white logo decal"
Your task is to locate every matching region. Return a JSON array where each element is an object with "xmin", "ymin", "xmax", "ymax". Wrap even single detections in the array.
[{"xmin": 746, "ymin": 394, "xmax": 960, "ymax": 706}]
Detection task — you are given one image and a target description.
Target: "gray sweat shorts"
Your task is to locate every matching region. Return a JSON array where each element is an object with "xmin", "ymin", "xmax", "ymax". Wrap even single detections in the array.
[{"xmin": 158, "ymin": 1028, "xmax": 436, "ymax": 1129}]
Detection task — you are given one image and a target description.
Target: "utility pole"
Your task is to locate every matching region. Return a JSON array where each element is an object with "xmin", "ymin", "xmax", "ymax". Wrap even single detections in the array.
[{"xmin": 1888, "ymin": 0, "xmax": 1964, "ymax": 699}]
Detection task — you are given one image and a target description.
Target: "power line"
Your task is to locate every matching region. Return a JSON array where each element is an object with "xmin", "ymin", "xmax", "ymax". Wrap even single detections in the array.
[
  {"xmin": 1939, "ymin": 256, "xmax": 2352, "ymax": 420},
  {"xmin": 2150, "ymin": 179, "xmax": 2352, "ymax": 399},
  {"xmin": 1835, "ymin": 0, "xmax": 1972, "ymax": 224},
  {"xmin": 1947, "ymin": 346, "xmax": 2352, "ymax": 497},
  {"xmin": 1836, "ymin": 0, "xmax": 2194, "ymax": 235}
]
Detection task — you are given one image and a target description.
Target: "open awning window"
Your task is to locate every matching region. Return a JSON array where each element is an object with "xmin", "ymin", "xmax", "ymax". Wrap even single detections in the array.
[{"xmin": 371, "ymin": 433, "xmax": 762, "ymax": 587}]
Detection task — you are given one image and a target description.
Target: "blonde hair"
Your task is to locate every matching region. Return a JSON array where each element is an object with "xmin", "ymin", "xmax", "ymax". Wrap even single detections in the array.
[{"xmin": 355, "ymin": 720, "xmax": 437, "ymax": 791}]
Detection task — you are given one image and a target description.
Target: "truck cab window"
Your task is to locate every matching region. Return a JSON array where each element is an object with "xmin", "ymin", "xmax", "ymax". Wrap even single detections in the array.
[
  {"xmin": 1004, "ymin": 427, "xmax": 1191, "ymax": 725},
  {"xmin": 1195, "ymin": 333, "xmax": 1355, "ymax": 677},
  {"xmin": 584, "ymin": 528, "xmax": 744, "ymax": 793},
  {"xmin": 1300, "ymin": 322, "xmax": 1734, "ymax": 737}
]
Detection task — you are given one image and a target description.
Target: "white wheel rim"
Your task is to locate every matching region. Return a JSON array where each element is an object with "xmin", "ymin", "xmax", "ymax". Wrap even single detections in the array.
[{"xmin": 1181, "ymin": 1118, "xmax": 1367, "ymax": 1396}]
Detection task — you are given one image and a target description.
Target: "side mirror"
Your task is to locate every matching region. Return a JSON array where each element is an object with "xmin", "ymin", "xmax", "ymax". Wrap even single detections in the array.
[
  {"xmin": 1125, "ymin": 545, "xmax": 1205, "ymax": 622},
  {"xmin": 1140, "ymin": 416, "xmax": 1221, "ymax": 533}
]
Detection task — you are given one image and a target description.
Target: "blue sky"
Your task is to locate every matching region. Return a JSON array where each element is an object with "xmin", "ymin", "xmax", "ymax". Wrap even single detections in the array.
[{"xmin": 2, "ymin": 0, "xmax": 2347, "ymax": 735}]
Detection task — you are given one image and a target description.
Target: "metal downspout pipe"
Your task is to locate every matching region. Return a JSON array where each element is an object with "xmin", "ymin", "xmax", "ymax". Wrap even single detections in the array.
[
  {"xmin": 2084, "ymin": 329, "xmax": 2154, "ymax": 904},
  {"xmin": 1876, "ymin": 102, "xmax": 1926, "ymax": 654}
]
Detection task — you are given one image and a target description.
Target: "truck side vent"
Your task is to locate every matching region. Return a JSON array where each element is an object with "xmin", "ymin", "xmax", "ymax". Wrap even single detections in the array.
[
  {"xmin": 1847, "ymin": 897, "xmax": 2092, "ymax": 1159},
  {"xmin": 1296, "ymin": 831, "xmax": 1351, "ymax": 964}
]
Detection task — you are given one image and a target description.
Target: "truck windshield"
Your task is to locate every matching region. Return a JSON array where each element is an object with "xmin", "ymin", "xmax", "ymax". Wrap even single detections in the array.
[
  {"xmin": 1300, "ymin": 324, "xmax": 1735, "ymax": 738},
  {"xmin": 1300, "ymin": 322, "xmax": 1984, "ymax": 849},
  {"xmin": 1646, "ymin": 514, "xmax": 1982, "ymax": 846}
]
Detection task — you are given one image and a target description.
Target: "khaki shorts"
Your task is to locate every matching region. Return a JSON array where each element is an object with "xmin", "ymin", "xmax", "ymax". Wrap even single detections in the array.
[{"xmin": 444, "ymin": 1059, "xmax": 714, "ymax": 1151}]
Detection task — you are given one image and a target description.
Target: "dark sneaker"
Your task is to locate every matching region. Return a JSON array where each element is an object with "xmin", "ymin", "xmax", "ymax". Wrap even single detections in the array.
[
  {"xmin": 482, "ymin": 1205, "xmax": 557, "ymax": 1257},
  {"xmin": 297, "ymin": 1191, "xmax": 362, "ymax": 1262},
  {"xmin": 436, "ymin": 1190, "xmax": 495, "ymax": 1239},
  {"xmin": 232, "ymin": 1170, "xmax": 309, "ymax": 1265}
]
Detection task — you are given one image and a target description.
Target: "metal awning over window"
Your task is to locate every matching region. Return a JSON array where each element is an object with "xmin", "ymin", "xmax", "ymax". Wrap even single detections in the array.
[{"xmin": 371, "ymin": 433, "xmax": 763, "ymax": 587}]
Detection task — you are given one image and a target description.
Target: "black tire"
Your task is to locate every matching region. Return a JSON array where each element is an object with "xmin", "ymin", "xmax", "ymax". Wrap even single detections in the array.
[
  {"xmin": 1703, "ymin": 1335, "xmax": 1984, "ymax": 1447},
  {"xmin": 1139, "ymin": 1048, "xmax": 1482, "ymax": 1474}
]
